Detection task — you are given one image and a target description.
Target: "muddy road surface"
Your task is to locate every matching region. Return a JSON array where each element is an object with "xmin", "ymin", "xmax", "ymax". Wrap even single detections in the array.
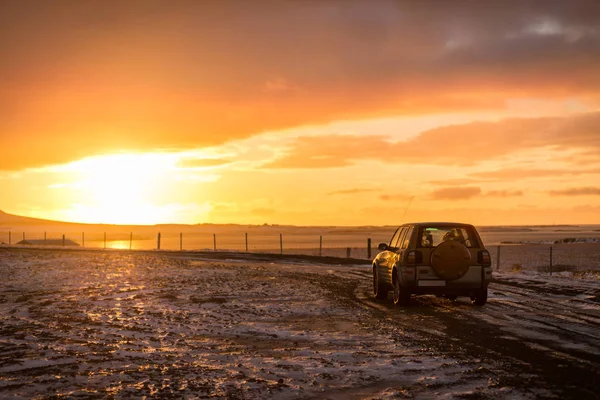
[{"xmin": 0, "ymin": 248, "xmax": 598, "ymax": 399}]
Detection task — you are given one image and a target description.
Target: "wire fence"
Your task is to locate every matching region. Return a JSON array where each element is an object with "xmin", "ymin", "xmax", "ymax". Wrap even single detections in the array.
[
  {"xmin": 0, "ymin": 231, "xmax": 380, "ymax": 259},
  {"xmin": 489, "ymin": 243, "xmax": 600, "ymax": 273},
  {"xmin": 1, "ymin": 231, "xmax": 600, "ymax": 271}
]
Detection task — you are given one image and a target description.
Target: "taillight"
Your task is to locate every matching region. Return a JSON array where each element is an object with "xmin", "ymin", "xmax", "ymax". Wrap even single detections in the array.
[
  {"xmin": 406, "ymin": 250, "xmax": 423, "ymax": 264},
  {"xmin": 478, "ymin": 250, "xmax": 491, "ymax": 266}
]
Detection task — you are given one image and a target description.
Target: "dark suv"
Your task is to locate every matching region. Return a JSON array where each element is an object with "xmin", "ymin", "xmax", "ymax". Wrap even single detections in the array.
[{"xmin": 373, "ymin": 222, "xmax": 492, "ymax": 305}]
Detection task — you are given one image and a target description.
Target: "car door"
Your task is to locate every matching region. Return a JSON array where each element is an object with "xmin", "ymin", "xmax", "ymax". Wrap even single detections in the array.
[
  {"xmin": 390, "ymin": 226, "xmax": 412, "ymax": 271},
  {"xmin": 385, "ymin": 226, "xmax": 408, "ymax": 282},
  {"xmin": 377, "ymin": 226, "xmax": 403, "ymax": 284}
]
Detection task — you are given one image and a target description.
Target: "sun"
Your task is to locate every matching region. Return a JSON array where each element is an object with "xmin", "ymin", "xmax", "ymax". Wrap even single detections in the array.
[
  {"xmin": 61, "ymin": 153, "xmax": 180, "ymax": 225},
  {"xmin": 39, "ymin": 151, "xmax": 216, "ymax": 225}
]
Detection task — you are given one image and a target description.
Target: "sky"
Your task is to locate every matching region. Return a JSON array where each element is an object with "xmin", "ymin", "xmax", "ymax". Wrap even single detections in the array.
[{"xmin": 1, "ymin": 0, "xmax": 600, "ymax": 226}]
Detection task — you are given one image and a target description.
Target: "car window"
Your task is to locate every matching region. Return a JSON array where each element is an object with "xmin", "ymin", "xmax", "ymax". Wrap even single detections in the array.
[
  {"xmin": 418, "ymin": 226, "xmax": 479, "ymax": 248},
  {"xmin": 400, "ymin": 226, "xmax": 414, "ymax": 249},
  {"xmin": 392, "ymin": 227, "xmax": 408, "ymax": 249},
  {"xmin": 389, "ymin": 227, "xmax": 402, "ymax": 248}
]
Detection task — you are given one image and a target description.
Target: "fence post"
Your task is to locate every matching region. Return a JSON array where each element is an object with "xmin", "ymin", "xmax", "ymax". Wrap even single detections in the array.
[
  {"xmin": 280, "ymin": 234, "xmax": 283, "ymax": 255},
  {"xmin": 346, "ymin": 247, "xmax": 351, "ymax": 258},
  {"xmin": 130, "ymin": 232, "xmax": 132, "ymax": 250},
  {"xmin": 44, "ymin": 231, "xmax": 47, "ymax": 242},
  {"xmin": 213, "ymin": 234, "xmax": 217, "ymax": 251},
  {"xmin": 549, "ymin": 246, "xmax": 553, "ymax": 271},
  {"xmin": 367, "ymin": 238, "xmax": 372, "ymax": 259},
  {"xmin": 23, "ymin": 232, "xmax": 25, "ymax": 242},
  {"xmin": 62, "ymin": 234, "xmax": 65, "ymax": 247},
  {"xmin": 157, "ymin": 232, "xmax": 161, "ymax": 250},
  {"xmin": 82, "ymin": 232, "xmax": 85, "ymax": 248},
  {"xmin": 319, "ymin": 235, "xmax": 323, "ymax": 257},
  {"xmin": 180, "ymin": 233, "xmax": 183, "ymax": 251},
  {"xmin": 245, "ymin": 233, "xmax": 248, "ymax": 252},
  {"xmin": 9, "ymin": 231, "xmax": 11, "ymax": 246},
  {"xmin": 496, "ymin": 245, "xmax": 501, "ymax": 271},
  {"xmin": 104, "ymin": 232, "xmax": 106, "ymax": 249}
]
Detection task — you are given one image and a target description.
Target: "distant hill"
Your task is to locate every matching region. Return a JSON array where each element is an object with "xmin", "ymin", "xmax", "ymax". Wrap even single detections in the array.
[
  {"xmin": 0, "ymin": 210, "xmax": 77, "ymax": 227},
  {"xmin": 0, "ymin": 210, "xmax": 260, "ymax": 230},
  {"xmin": 0, "ymin": 210, "xmax": 395, "ymax": 238},
  {"xmin": 0, "ymin": 210, "xmax": 310, "ymax": 232},
  {"xmin": 0, "ymin": 210, "xmax": 163, "ymax": 230}
]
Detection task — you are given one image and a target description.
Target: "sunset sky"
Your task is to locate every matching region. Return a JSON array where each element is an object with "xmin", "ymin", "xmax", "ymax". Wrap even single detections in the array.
[{"xmin": 1, "ymin": 0, "xmax": 600, "ymax": 226}]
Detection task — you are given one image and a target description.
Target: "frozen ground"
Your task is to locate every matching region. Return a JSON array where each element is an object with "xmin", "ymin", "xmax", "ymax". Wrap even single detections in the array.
[{"xmin": 0, "ymin": 249, "xmax": 599, "ymax": 399}]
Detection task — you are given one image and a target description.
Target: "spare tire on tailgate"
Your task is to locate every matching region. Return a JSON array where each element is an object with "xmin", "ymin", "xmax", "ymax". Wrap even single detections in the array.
[{"xmin": 430, "ymin": 240, "xmax": 471, "ymax": 281}]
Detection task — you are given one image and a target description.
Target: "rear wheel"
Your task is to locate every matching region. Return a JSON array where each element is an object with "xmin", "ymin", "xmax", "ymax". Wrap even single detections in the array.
[
  {"xmin": 472, "ymin": 287, "xmax": 488, "ymax": 306},
  {"xmin": 373, "ymin": 266, "xmax": 387, "ymax": 299},
  {"xmin": 393, "ymin": 270, "xmax": 410, "ymax": 306}
]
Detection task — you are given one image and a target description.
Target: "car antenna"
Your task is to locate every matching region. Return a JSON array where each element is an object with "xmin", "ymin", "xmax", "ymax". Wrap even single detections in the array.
[{"xmin": 401, "ymin": 196, "xmax": 415, "ymax": 222}]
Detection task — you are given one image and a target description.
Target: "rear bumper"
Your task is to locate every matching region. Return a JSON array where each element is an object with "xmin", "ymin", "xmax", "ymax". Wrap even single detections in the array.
[
  {"xmin": 400, "ymin": 265, "xmax": 491, "ymax": 294},
  {"xmin": 409, "ymin": 284, "xmax": 487, "ymax": 296}
]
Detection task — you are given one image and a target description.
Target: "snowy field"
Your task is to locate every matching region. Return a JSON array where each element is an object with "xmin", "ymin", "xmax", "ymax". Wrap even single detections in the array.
[{"xmin": 0, "ymin": 248, "xmax": 599, "ymax": 399}]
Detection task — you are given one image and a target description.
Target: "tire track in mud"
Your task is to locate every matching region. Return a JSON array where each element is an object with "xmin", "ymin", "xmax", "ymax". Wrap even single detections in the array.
[
  {"xmin": 488, "ymin": 283, "xmax": 600, "ymax": 346},
  {"xmin": 491, "ymin": 278, "xmax": 600, "ymax": 304},
  {"xmin": 279, "ymin": 271, "xmax": 490, "ymax": 398},
  {"xmin": 310, "ymin": 268, "xmax": 600, "ymax": 400}
]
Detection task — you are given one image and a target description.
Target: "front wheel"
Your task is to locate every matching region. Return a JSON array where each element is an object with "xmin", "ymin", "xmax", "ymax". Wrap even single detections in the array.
[
  {"xmin": 472, "ymin": 287, "xmax": 488, "ymax": 306},
  {"xmin": 393, "ymin": 271, "xmax": 410, "ymax": 306},
  {"xmin": 373, "ymin": 266, "xmax": 388, "ymax": 299}
]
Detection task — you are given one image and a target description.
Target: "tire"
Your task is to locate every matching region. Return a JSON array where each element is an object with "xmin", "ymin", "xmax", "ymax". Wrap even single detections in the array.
[
  {"xmin": 393, "ymin": 269, "xmax": 410, "ymax": 306},
  {"xmin": 472, "ymin": 287, "xmax": 488, "ymax": 306},
  {"xmin": 373, "ymin": 266, "xmax": 388, "ymax": 300}
]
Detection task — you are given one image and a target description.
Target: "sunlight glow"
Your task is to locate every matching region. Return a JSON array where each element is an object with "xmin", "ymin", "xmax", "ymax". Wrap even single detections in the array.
[{"xmin": 48, "ymin": 153, "xmax": 212, "ymax": 225}]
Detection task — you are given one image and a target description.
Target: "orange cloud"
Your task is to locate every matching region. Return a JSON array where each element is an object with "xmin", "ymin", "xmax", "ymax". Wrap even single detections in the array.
[
  {"xmin": 470, "ymin": 167, "xmax": 600, "ymax": 180},
  {"xmin": 266, "ymin": 112, "xmax": 600, "ymax": 169},
  {"xmin": 431, "ymin": 187, "xmax": 482, "ymax": 200},
  {"xmin": 428, "ymin": 178, "xmax": 489, "ymax": 186},
  {"xmin": 483, "ymin": 190, "xmax": 523, "ymax": 197},
  {"xmin": 263, "ymin": 77, "xmax": 301, "ymax": 94},
  {"xmin": 549, "ymin": 187, "xmax": 600, "ymax": 196},
  {"xmin": 266, "ymin": 135, "xmax": 388, "ymax": 169},
  {"xmin": 2, "ymin": 2, "xmax": 600, "ymax": 170},
  {"xmin": 379, "ymin": 194, "xmax": 414, "ymax": 201}
]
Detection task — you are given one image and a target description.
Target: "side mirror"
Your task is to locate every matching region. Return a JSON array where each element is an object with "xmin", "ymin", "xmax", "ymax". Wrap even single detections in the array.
[{"xmin": 378, "ymin": 243, "xmax": 388, "ymax": 251}]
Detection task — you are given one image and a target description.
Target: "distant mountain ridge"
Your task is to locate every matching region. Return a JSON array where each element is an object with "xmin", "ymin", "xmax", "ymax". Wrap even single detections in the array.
[
  {"xmin": 0, "ymin": 210, "xmax": 81, "ymax": 227},
  {"xmin": 0, "ymin": 210, "xmax": 186, "ymax": 228},
  {"xmin": 0, "ymin": 210, "xmax": 272, "ymax": 229},
  {"xmin": 0, "ymin": 210, "xmax": 300, "ymax": 230}
]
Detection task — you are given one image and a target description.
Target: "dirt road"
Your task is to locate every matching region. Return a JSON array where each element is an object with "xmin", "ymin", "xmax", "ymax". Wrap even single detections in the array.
[
  {"xmin": 344, "ymin": 271, "xmax": 600, "ymax": 399},
  {"xmin": 0, "ymin": 248, "xmax": 598, "ymax": 399}
]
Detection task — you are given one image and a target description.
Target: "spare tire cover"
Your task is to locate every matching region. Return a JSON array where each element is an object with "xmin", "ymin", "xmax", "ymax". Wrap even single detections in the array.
[{"xmin": 430, "ymin": 240, "xmax": 472, "ymax": 281}]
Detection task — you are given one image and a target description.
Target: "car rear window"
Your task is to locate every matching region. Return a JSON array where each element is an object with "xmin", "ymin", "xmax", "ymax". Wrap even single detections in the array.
[{"xmin": 417, "ymin": 226, "xmax": 480, "ymax": 248}]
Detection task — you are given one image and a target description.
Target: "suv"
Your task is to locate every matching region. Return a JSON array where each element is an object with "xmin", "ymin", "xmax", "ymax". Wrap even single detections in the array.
[{"xmin": 373, "ymin": 222, "xmax": 492, "ymax": 305}]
